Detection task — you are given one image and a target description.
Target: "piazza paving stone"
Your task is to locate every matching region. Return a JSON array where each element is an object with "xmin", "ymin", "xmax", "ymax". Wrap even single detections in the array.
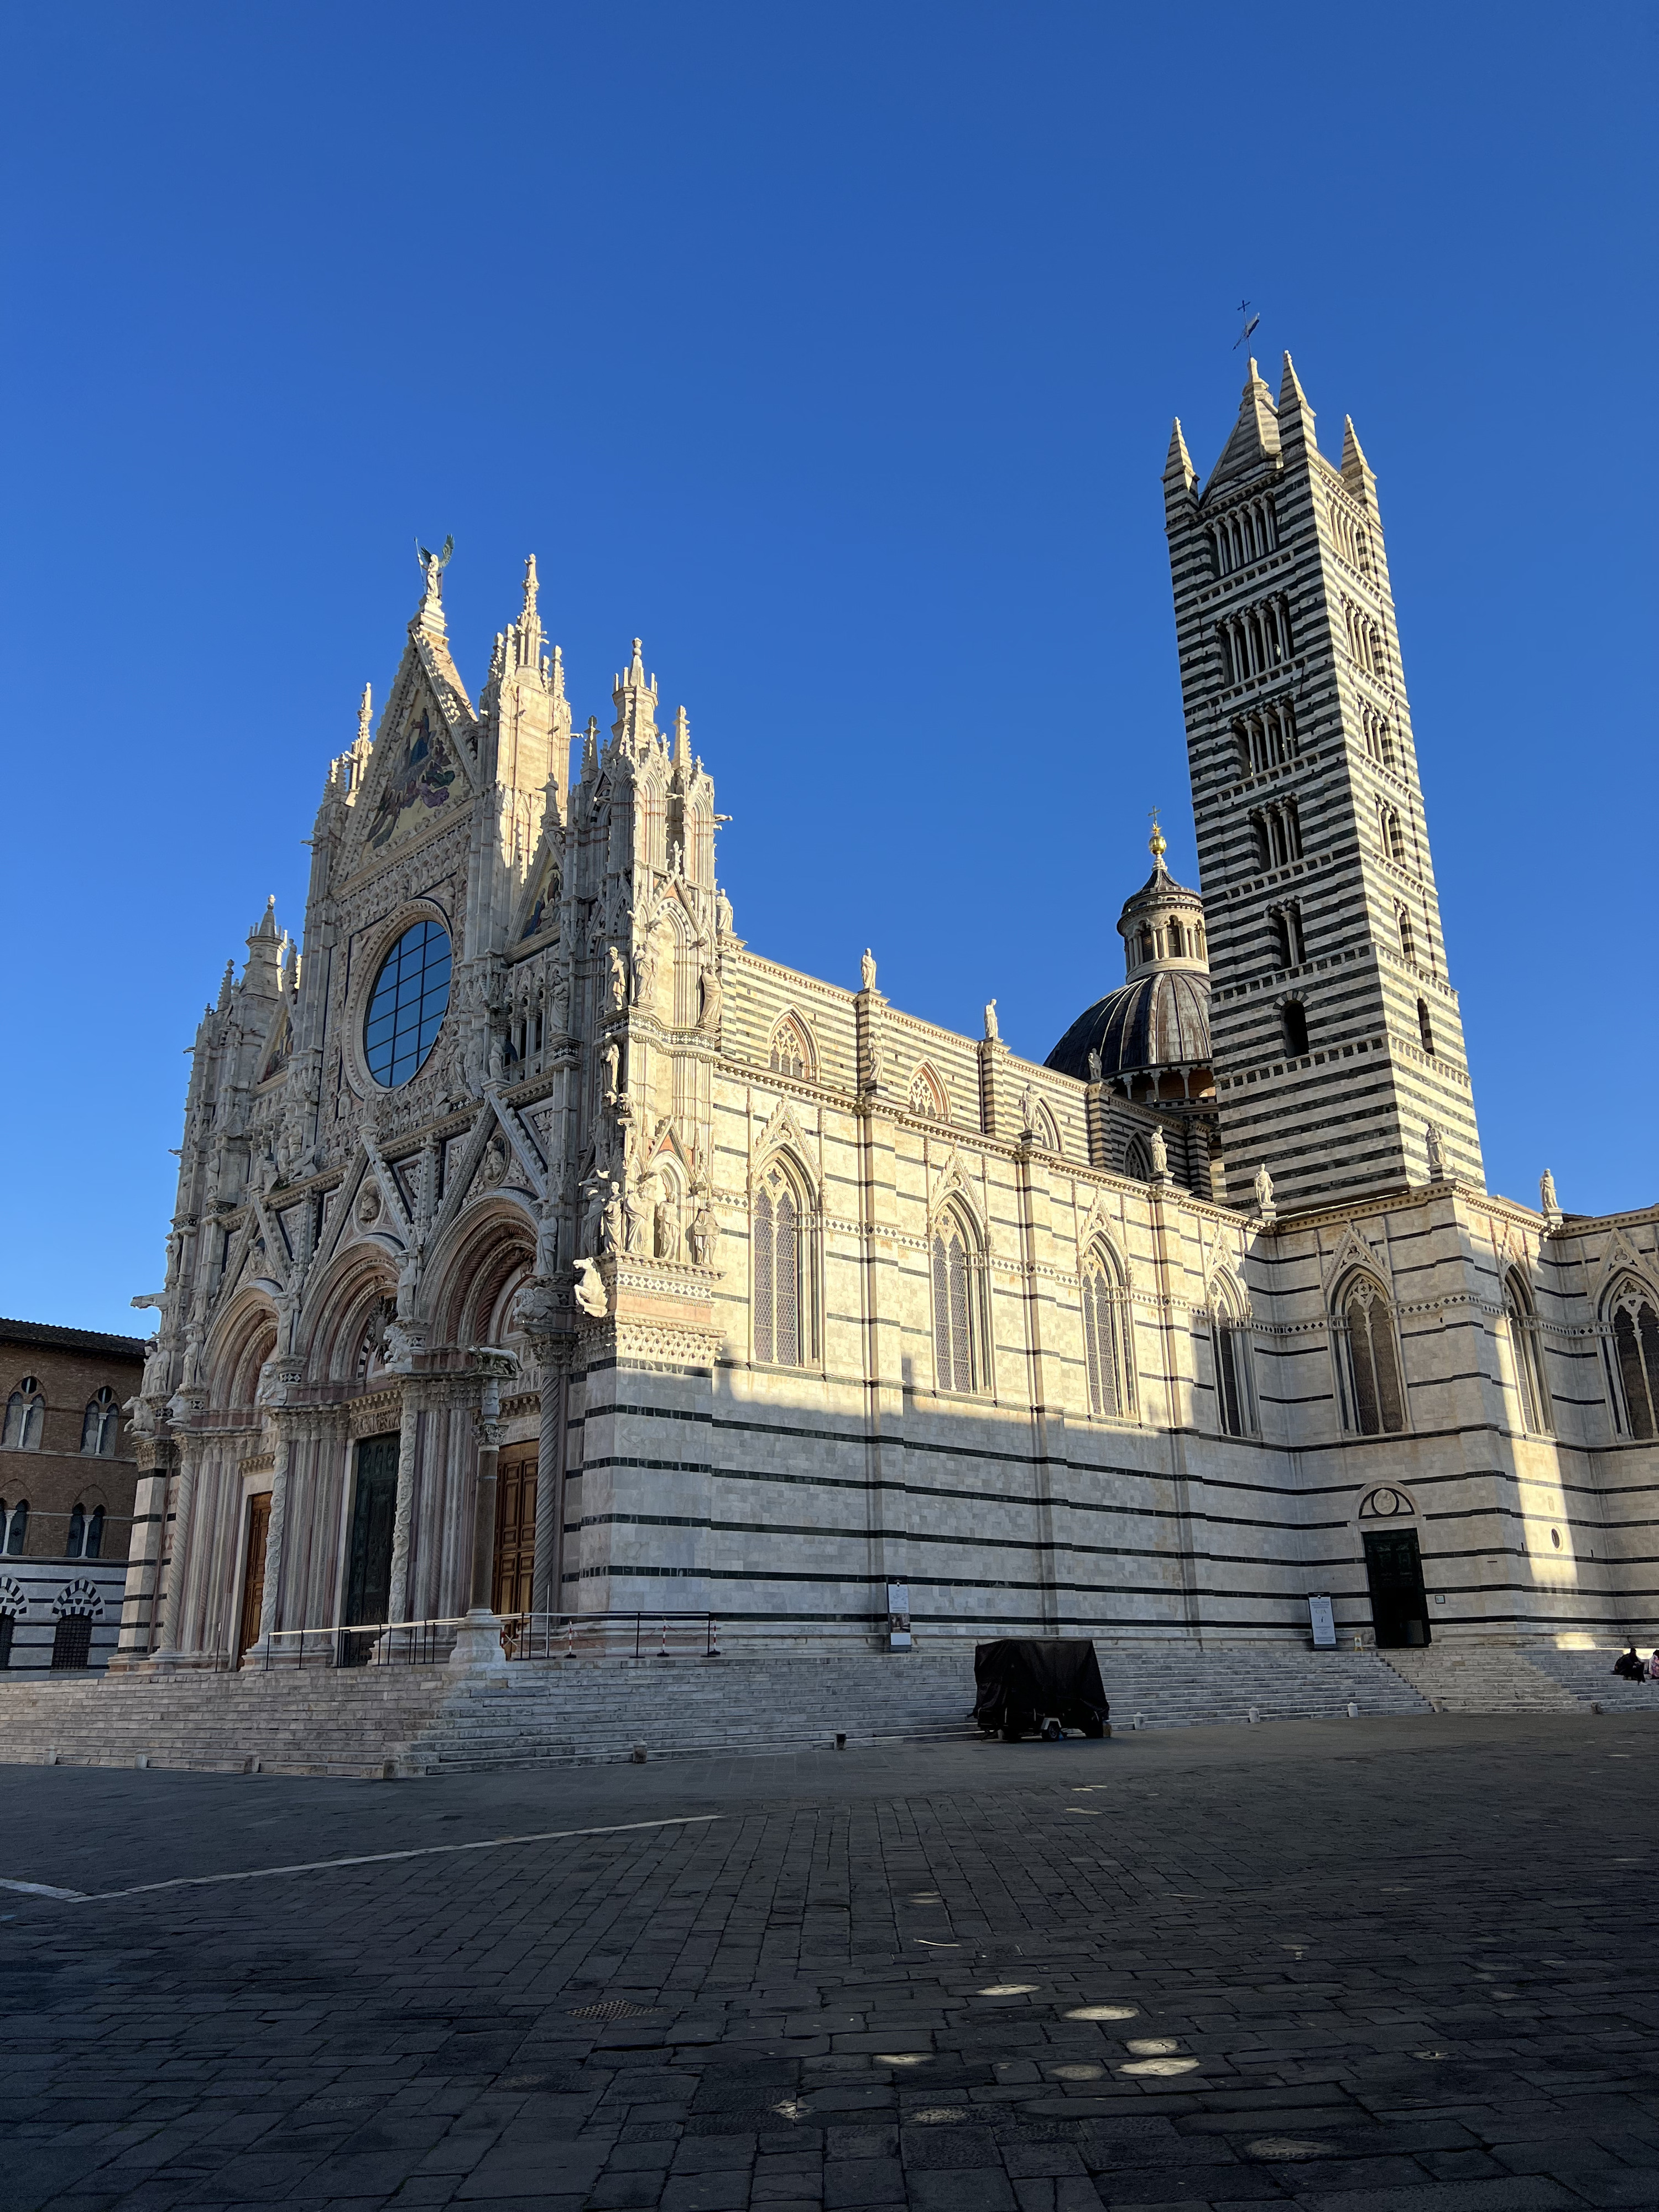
[{"xmin": 2, "ymin": 1712, "xmax": 1658, "ymax": 2210}]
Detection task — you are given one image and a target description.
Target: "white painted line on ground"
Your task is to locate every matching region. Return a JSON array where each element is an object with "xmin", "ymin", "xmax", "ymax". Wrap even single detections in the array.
[{"xmin": 3, "ymin": 1814, "xmax": 726, "ymax": 1906}]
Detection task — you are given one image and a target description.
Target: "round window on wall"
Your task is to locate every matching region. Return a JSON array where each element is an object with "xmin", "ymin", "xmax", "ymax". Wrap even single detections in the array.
[{"xmin": 364, "ymin": 921, "xmax": 452, "ymax": 1087}]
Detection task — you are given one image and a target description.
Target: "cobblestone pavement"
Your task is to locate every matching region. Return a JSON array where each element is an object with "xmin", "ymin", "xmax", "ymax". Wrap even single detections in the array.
[{"xmin": 5, "ymin": 1710, "xmax": 1659, "ymax": 2212}]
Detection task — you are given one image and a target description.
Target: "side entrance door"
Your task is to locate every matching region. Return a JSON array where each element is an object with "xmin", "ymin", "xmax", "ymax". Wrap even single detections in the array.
[
  {"xmin": 236, "ymin": 1491, "xmax": 272, "ymax": 1664},
  {"xmin": 1363, "ymin": 1527, "xmax": 1431, "ymax": 1647},
  {"xmin": 342, "ymin": 1433, "xmax": 399, "ymax": 1665},
  {"xmin": 492, "ymin": 1447, "xmax": 538, "ymax": 1619}
]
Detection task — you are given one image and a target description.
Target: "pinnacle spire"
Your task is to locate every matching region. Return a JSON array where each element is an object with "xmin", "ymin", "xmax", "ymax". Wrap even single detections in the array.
[
  {"xmin": 1164, "ymin": 418, "xmax": 1197, "ymax": 492},
  {"xmin": 612, "ymin": 637, "xmax": 659, "ymax": 750},
  {"xmin": 1277, "ymin": 351, "xmax": 1316, "ymax": 456},
  {"xmin": 675, "ymin": 704, "xmax": 691, "ymax": 768},
  {"xmin": 1340, "ymin": 413, "xmax": 1373, "ymax": 492},
  {"xmin": 357, "ymin": 682, "xmax": 373, "ymax": 746}
]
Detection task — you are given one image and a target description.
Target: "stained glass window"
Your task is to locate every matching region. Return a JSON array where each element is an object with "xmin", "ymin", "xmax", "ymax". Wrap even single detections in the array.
[{"xmin": 364, "ymin": 921, "xmax": 452, "ymax": 1088}]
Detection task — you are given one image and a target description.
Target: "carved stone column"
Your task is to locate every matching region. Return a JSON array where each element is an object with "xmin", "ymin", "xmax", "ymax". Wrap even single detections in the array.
[
  {"xmin": 450, "ymin": 1348, "xmax": 519, "ymax": 1669},
  {"xmin": 150, "ymin": 1387, "xmax": 208, "ymax": 1665},
  {"xmin": 529, "ymin": 1342, "xmax": 571, "ymax": 1616},
  {"xmin": 384, "ymin": 1381, "xmax": 422, "ymax": 1630}
]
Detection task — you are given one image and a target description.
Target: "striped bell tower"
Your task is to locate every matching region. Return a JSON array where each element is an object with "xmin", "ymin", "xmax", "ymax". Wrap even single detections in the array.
[{"xmin": 1163, "ymin": 353, "xmax": 1483, "ymax": 1212}]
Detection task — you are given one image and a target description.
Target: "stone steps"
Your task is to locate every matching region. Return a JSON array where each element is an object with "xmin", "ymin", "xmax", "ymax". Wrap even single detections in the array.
[
  {"xmin": 0, "ymin": 1643, "xmax": 1436, "ymax": 1776},
  {"xmin": 1526, "ymin": 1647, "xmax": 1659, "ymax": 1714},
  {"xmin": 1379, "ymin": 1646, "xmax": 1583, "ymax": 1714}
]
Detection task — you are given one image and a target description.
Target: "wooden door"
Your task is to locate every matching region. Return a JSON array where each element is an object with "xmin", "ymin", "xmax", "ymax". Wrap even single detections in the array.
[
  {"xmin": 342, "ymin": 1434, "xmax": 399, "ymax": 1663},
  {"xmin": 237, "ymin": 1491, "xmax": 272, "ymax": 1662},
  {"xmin": 492, "ymin": 1447, "xmax": 538, "ymax": 1618},
  {"xmin": 1363, "ymin": 1527, "xmax": 1431, "ymax": 1648}
]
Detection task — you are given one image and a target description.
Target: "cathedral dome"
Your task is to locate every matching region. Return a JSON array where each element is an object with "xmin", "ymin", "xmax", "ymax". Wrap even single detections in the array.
[
  {"xmin": 1045, "ymin": 822, "xmax": 1213, "ymax": 1096},
  {"xmin": 1046, "ymin": 966, "xmax": 1212, "ymax": 1083}
]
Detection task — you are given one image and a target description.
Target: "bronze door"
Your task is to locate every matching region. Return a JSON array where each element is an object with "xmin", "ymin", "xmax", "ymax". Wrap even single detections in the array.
[
  {"xmin": 341, "ymin": 1434, "xmax": 399, "ymax": 1665},
  {"xmin": 237, "ymin": 1492, "xmax": 272, "ymax": 1662},
  {"xmin": 492, "ymin": 1447, "xmax": 538, "ymax": 1618}
]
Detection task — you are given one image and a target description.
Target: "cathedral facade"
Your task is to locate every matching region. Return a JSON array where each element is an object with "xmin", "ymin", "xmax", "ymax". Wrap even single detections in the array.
[{"xmin": 113, "ymin": 356, "xmax": 1659, "ymax": 1672}]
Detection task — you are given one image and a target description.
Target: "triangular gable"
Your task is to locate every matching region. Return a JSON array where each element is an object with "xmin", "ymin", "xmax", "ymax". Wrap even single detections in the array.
[
  {"xmin": 513, "ymin": 832, "xmax": 563, "ymax": 944},
  {"xmin": 753, "ymin": 1095, "xmax": 822, "ymax": 1197},
  {"xmin": 927, "ymin": 1144, "xmax": 984, "ymax": 1237},
  {"xmin": 1590, "ymin": 1225, "xmax": 1659, "ymax": 1309},
  {"xmin": 1201, "ymin": 361, "xmax": 1282, "ymax": 498},
  {"xmin": 1320, "ymin": 1218, "xmax": 1390, "ymax": 1298},
  {"xmin": 339, "ymin": 629, "xmax": 481, "ymax": 878},
  {"xmin": 1077, "ymin": 1191, "xmax": 1132, "ymax": 1284}
]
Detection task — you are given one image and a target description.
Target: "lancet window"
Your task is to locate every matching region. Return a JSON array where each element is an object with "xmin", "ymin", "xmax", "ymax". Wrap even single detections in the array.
[
  {"xmin": 1232, "ymin": 698, "xmax": 1298, "ymax": 776},
  {"xmin": 1282, "ymin": 1000, "xmax": 1310, "ymax": 1056},
  {"xmin": 909, "ymin": 1065, "xmax": 948, "ymax": 1120},
  {"xmin": 65, "ymin": 1504, "xmax": 105, "ymax": 1559},
  {"xmin": 768, "ymin": 1015, "xmax": 812, "ymax": 1081},
  {"xmin": 1360, "ymin": 704, "xmax": 1396, "ymax": 771},
  {"xmin": 2, "ymin": 1380, "xmax": 43, "ymax": 1452},
  {"xmin": 1081, "ymin": 1243, "xmax": 1132, "ymax": 1420},
  {"xmin": 1217, "ymin": 595, "xmax": 1295, "ymax": 686},
  {"xmin": 753, "ymin": 1157, "xmax": 813, "ymax": 1368},
  {"xmin": 1605, "ymin": 1279, "xmax": 1659, "ymax": 1441},
  {"xmin": 1207, "ymin": 494, "xmax": 1277, "ymax": 576},
  {"xmin": 1396, "ymin": 907, "xmax": 1416, "ymax": 964},
  {"xmin": 1345, "ymin": 601, "xmax": 1390, "ymax": 681},
  {"xmin": 931, "ymin": 1205, "xmax": 985, "ymax": 1396},
  {"xmin": 1328, "ymin": 497, "xmax": 1373, "ymax": 575},
  {"xmin": 80, "ymin": 1389, "xmax": 119, "ymax": 1457},
  {"xmin": 1378, "ymin": 801, "xmax": 1407, "ymax": 865},
  {"xmin": 1504, "ymin": 1271, "xmax": 1550, "ymax": 1434},
  {"xmin": 1209, "ymin": 1280, "xmax": 1256, "ymax": 1437},
  {"xmin": 1417, "ymin": 998, "xmax": 1435, "ymax": 1055},
  {"xmin": 1, "ymin": 1499, "xmax": 27, "ymax": 1553},
  {"xmin": 1267, "ymin": 902, "xmax": 1306, "ymax": 969},
  {"xmin": 1335, "ymin": 1275, "xmax": 1406, "ymax": 1435},
  {"xmin": 1249, "ymin": 799, "xmax": 1302, "ymax": 871}
]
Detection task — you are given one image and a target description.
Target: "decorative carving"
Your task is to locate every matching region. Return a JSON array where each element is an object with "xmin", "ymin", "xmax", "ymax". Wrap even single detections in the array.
[
  {"xmin": 1253, "ymin": 1162, "xmax": 1275, "ymax": 1217},
  {"xmin": 983, "ymin": 1000, "xmax": 998, "ymax": 1042},
  {"xmin": 573, "ymin": 1257, "xmax": 608, "ymax": 1317},
  {"xmin": 1148, "ymin": 1126, "xmax": 1170, "ymax": 1181},
  {"xmin": 860, "ymin": 947, "xmax": 877, "ymax": 992},
  {"xmin": 609, "ymin": 945, "xmax": 628, "ymax": 1009},
  {"xmin": 1425, "ymin": 1123, "xmax": 1448, "ymax": 1181},
  {"xmin": 1540, "ymin": 1168, "xmax": 1561, "ymax": 1225}
]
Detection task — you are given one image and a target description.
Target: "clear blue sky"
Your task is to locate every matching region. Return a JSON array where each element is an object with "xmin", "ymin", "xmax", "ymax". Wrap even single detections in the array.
[{"xmin": 2, "ymin": 3, "xmax": 1653, "ymax": 1335}]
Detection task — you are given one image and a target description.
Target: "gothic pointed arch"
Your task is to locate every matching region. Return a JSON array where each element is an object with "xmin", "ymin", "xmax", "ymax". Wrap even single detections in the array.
[
  {"xmin": 298, "ymin": 1245, "xmax": 400, "ymax": 1386},
  {"xmin": 1501, "ymin": 1265, "xmax": 1551, "ymax": 1436},
  {"xmin": 1603, "ymin": 1272, "xmax": 1659, "ymax": 1441},
  {"xmin": 1206, "ymin": 1267, "xmax": 1256, "ymax": 1437},
  {"xmin": 1331, "ymin": 1266, "xmax": 1406, "ymax": 1436},
  {"xmin": 767, "ymin": 1010, "xmax": 816, "ymax": 1083},
  {"xmin": 753, "ymin": 1095, "xmax": 823, "ymax": 1203},
  {"xmin": 750, "ymin": 1147, "xmax": 818, "ymax": 1368},
  {"xmin": 426, "ymin": 1194, "xmax": 540, "ymax": 1351},
  {"xmin": 931, "ymin": 1197, "xmax": 990, "ymax": 1396},
  {"xmin": 907, "ymin": 1062, "xmax": 948, "ymax": 1121},
  {"xmin": 207, "ymin": 1292, "xmax": 282, "ymax": 1412},
  {"xmin": 1080, "ymin": 1233, "xmax": 1134, "ymax": 1419}
]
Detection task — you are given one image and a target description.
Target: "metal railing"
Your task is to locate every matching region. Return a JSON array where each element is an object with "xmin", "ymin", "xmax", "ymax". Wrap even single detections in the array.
[
  {"xmin": 500, "ymin": 1610, "xmax": 721, "ymax": 1661},
  {"xmin": 257, "ymin": 1616, "xmax": 468, "ymax": 1670}
]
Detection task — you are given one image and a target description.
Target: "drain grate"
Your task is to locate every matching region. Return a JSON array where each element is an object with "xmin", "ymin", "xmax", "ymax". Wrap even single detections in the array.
[{"xmin": 566, "ymin": 1998, "xmax": 663, "ymax": 2021}]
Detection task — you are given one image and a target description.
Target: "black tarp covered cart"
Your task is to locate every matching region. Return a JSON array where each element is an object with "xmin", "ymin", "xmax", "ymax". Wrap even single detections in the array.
[{"xmin": 971, "ymin": 1639, "xmax": 1110, "ymax": 1741}]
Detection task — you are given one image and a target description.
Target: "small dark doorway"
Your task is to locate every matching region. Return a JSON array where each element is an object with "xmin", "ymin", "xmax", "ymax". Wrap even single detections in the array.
[
  {"xmin": 492, "ymin": 1447, "xmax": 538, "ymax": 1619},
  {"xmin": 236, "ymin": 1491, "xmax": 272, "ymax": 1664},
  {"xmin": 51, "ymin": 1614, "xmax": 93, "ymax": 1670},
  {"xmin": 341, "ymin": 1433, "xmax": 399, "ymax": 1666},
  {"xmin": 1364, "ymin": 1527, "xmax": 1431, "ymax": 1647}
]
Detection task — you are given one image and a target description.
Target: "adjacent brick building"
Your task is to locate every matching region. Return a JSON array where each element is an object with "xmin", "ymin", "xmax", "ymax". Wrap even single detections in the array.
[{"xmin": 0, "ymin": 1318, "xmax": 151, "ymax": 1669}]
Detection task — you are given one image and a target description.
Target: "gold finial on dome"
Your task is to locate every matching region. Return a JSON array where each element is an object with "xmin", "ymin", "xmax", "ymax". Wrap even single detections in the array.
[{"xmin": 1149, "ymin": 807, "xmax": 1167, "ymax": 863}]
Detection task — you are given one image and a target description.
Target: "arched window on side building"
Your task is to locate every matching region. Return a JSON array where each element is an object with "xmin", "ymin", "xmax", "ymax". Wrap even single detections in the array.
[
  {"xmin": 1503, "ymin": 1271, "xmax": 1551, "ymax": 1435},
  {"xmin": 2, "ymin": 1379, "xmax": 43, "ymax": 1451},
  {"xmin": 81, "ymin": 1387, "xmax": 120, "ymax": 1455},
  {"xmin": 1081, "ymin": 1242, "xmax": 1133, "ymax": 1420}
]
